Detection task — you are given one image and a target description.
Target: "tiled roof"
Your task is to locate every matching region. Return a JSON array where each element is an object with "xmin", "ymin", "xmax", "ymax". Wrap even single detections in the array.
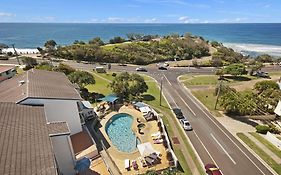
[
  {"xmin": 0, "ymin": 65, "xmax": 15, "ymax": 73},
  {"xmin": 70, "ymin": 129, "xmax": 94, "ymax": 155},
  {"xmin": 0, "ymin": 69, "xmax": 81, "ymax": 103},
  {"xmin": 0, "ymin": 102, "xmax": 57, "ymax": 175},
  {"xmin": 47, "ymin": 121, "xmax": 70, "ymax": 136}
]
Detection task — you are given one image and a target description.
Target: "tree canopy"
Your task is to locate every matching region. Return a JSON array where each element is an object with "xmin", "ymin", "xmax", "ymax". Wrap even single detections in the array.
[
  {"xmin": 254, "ymin": 80, "xmax": 279, "ymax": 93},
  {"xmin": 219, "ymin": 80, "xmax": 281, "ymax": 115},
  {"xmin": 224, "ymin": 63, "xmax": 247, "ymax": 76},
  {"xmin": 89, "ymin": 37, "xmax": 104, "ymax": 46},
  {"xmin": 68, "ymin": 71, "xmax": 95, "ymax": 87},
  {"xmin": 109, "ymin": 72, "xmax": 148, "ymax": 100},
  {"xmin": 54, "ymin": 63, "xmax": 76, "ymax": 75}
]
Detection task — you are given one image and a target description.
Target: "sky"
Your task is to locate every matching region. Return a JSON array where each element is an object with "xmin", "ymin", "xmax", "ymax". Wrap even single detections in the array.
[{"xmin": 0, "ymin": 0, "xmax": 280, "ymax": 23}]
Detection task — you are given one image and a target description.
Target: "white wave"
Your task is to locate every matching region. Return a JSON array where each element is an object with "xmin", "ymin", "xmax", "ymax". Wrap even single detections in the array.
[
  {"xmin": 2, "ymin": 48, "xmax": 39, "ymax": 54},
  {"xmin": 223, "ymin": 43, "xmax": 281, "ymax": 57}
]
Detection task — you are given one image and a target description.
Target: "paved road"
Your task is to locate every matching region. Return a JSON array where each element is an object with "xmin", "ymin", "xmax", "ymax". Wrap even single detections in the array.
[
  {"xmin": 64, "ymin": 61, "xmax": 276, "ymax": 175},
  {"xmin": 156, "ymin": 73, "xmax": 274, "ymax": 175},
  {"xmin": 1, "ymin": 59, "xmax": 278, "ymax": 174}
]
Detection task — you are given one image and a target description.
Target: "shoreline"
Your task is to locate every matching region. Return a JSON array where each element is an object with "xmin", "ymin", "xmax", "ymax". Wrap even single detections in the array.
[{"xmin": 3, "ymin": 42, "xmax": 281, "ymax": 57}]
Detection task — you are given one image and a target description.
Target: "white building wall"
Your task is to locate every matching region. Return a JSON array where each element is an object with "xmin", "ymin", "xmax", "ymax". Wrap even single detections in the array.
[
  {"xmin": 21, "ymin": 98, "xmax": 82, "ymax": 135},
  {"xmin": 51, "ymin": 135, "xmax": 76, "ymax": 175}
]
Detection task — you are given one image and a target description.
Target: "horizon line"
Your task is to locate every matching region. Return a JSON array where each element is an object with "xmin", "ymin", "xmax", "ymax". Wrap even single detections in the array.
[{"xmin": 0, "ymin": 22, "xmax": 281, "ymax": 24}]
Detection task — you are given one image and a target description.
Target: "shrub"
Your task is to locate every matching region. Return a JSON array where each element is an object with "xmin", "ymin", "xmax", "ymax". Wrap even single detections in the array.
[
  {"xmin": 163, "ymin": 140, "xmax": 168, "ymax": 148},
  {"xmin": 255, "ymin": 125, "xmax": 270, "ymax": 134},
  {"xmin": 159, "ymin": 126, "xmax": 163, "ymax": 133},
  {"xmin": 157, "ymin": 121, "xmax": 162, "ymax": 127},
  {"xmin": 112, "ymin": 73, "xmax": 117, "ymax": 77},
  {"xmin": 268, "ymin": 124, "xmax": 281, "ymax": 134},
  {"xmin": 166, "ymin": 151, "xmax": 173, "ymax": 161}
]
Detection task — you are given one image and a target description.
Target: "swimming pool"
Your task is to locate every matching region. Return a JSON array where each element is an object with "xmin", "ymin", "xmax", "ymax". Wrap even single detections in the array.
[{"xmin": 105, "ymin": 113, "xmax": 141, "ymax": 153}]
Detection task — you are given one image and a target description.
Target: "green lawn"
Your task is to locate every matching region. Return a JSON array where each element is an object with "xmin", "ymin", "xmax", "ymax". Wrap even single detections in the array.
[
  {"xmin": 237, "ymin": 133, "xmax": 281, "ymax": 174},
  {"xmin": 181, "ymin": 74, "xmax": 258, "ymax": 87},
  {"xmin": 269, "ymin": 71, "xmax": 281, "ymax": 76},
  {"xmin": 191, "ymin": 88, "xmax": 223, "ymax": 117},
  {"xmin": 86, "ymin": 72, "xmax": 205, "ymax": 175},
  {"xmin": 250, "ymin": 132, "xmax": 281, "ymax": 159},
  {"xmin": 183, "ymin": 75, "xmax": 219, "ymax": 86},
  {"xmin": 85, "ymin": 73, "xmax": 112, "ymax": 95}
]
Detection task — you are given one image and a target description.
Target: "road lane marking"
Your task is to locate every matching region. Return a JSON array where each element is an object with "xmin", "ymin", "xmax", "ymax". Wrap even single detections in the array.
[
  {"xmin": 211, "ymin": 133, "xmax": 237, "ymax": 165},
  {"xmin": 163, "ymin": 88, "xmax": 179, "ymax": 108},
  {"xmin": 177, "ymin": 78, "xmax": 268, "ymax": 175},
  {"xmin": 163, "ymin": 74, "xmax": 172, "ymax": 86},
  {"xmin": 193, "ymin": 131, "xmax": 220, "ymax": 167},
  {"xmin": 174, "ymin": 90, "xmax": 197, "ymax": 116}
]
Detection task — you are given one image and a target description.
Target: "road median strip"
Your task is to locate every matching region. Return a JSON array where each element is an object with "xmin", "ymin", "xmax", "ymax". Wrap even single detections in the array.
[{"xmin": 237, "ymin": 133, "xmax": 281, "ymax": 175}]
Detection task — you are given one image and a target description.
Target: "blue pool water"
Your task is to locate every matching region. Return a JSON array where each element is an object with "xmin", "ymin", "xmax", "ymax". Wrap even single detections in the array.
[{"xmin": 105, "ymin": 113, "xmax": 141, "ymax": 153}]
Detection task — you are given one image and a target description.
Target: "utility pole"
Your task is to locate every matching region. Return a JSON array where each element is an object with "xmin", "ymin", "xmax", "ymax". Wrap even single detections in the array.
[
  {"xmin": 11, "ymin": 44, "xmax": 20, "ymax": 65},
  {"xmin": 160, "ymin": 75, "xmax": 164, "ymax": 106},
  {"xmin": 214, "ymin": 80, "xmax": 222, "ymax": 110}
]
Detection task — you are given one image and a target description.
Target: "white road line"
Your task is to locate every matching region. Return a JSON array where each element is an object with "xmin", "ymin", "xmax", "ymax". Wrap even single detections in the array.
[
  {"xmin": 163, "ymin": 74, "xmax": 172, "ymax": 86},
  {"xmin": 174, "ymin": 90, "xmax": 197, "ymax": 116},
  {"xmin": 163, "ymin": 88, "xmax": 179, "ymax": 108},
  {"xmin": 177, "ymin": 78, "xmax": 268, "ymax": 175},
  {"xmin": 210, "ymin": 133, "xmax": 237, "ymax": 165},
  {"xmin": 193, "ymin": 131, "xmax": 219, "ymax": 167}
]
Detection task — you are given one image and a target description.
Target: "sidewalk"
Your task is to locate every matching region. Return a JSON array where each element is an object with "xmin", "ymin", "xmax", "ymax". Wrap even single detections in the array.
[{"xmin": 245, "ymin": 133, "xmax": 281, "ymax": 164}]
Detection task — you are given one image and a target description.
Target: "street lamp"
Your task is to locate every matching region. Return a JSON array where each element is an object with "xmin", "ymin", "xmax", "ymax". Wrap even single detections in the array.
[{"xmin": 160, "ymin": 75, "xmax": 164, "ymax": 106}]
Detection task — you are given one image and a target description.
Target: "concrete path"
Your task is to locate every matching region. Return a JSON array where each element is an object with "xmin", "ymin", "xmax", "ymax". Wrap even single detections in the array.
[{"xmin": 245, "ymin": 133, "xmax": 281, "ymax": 164}]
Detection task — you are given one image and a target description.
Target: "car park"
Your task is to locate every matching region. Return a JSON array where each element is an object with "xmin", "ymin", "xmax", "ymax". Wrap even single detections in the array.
[
  {"xmin": 172, "ymin": 108, "xmax": 184, "ymax": 119},
  {"xmin": 136, "ymin": 67, "xmax": 147, "ymax": 72},
  {"xmin": 179, "ymin": 118, "xmax": 192, "ymax": 131},
  {"xmin": 205, "ymin": 164, "xmax": 223, "ymax": 175}
]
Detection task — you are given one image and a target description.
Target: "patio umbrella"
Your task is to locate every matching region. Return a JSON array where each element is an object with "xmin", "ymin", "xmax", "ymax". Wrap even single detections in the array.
[
  {"xmin": 137, "ymin": 142, "xmax": 155, "ymax": 157},
  {"xmin": 74, "ymin": 157, "xmax": 91, "ymax": 173}
]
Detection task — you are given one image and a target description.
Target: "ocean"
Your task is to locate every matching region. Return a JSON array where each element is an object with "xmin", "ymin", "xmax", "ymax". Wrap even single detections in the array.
[{"xmin": 0, "ymin": 23, "xmax": 281, "ymax": 56}]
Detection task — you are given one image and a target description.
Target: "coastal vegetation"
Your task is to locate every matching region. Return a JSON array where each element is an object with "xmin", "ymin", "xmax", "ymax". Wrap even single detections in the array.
[{"xmin": 49, "ymin": 33, "xmax": 211, "ymax": 65}]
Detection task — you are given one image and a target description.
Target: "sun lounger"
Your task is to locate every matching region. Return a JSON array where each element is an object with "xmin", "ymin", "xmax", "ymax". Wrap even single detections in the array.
[
  {"xmin": 125, "ymin": 159, "xmax": 130, "ymax": 170},
  {"xmin": 153, "ymin": 138, "xmax": 163, "ymax": 144},
  {"xmin": 155, "ymin": 151, "xmax": 162, "ymax": 157},
  {"xmin": 151, "ymin": 131, "xmax": 161, "ymax": 137},
  {"xmin": 132, "ymin": 160, "xmax": 138, "ymax": 170},
  {"xmin": 148, "ymin": 153, "xmax": 158, "ymax": 160},
  {"xmin": 152, "ymin": 134, "xmax": 162, "ymax": 140},
  {"xmin": 138, "ymin": 157, "xmax": 147, "ymax": 167},
  {"xmin": 144, "ymin": 156, "xmax": 155, "ymax": 165}
]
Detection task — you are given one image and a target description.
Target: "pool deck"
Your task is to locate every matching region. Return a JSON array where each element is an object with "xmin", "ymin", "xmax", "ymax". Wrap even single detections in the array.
[{"xmin": 99, "ymin": 105, "xmax": 170, "ymax": 174}]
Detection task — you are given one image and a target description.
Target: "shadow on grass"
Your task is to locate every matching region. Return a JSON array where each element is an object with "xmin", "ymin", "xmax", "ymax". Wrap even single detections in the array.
[
  {"xmin": 142, "ymin": 94, "xmax": 156, "ymax": 101},
  {"xmin": 224, "ymin": 75, "xmax": 252, "ymax": 81}
]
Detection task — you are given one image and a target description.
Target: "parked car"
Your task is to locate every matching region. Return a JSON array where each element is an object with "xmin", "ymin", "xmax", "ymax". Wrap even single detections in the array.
[
  {"xmin": 136, "ymin": 67, "xmax": 147, "ymax": 72},
  {"xmin": 255, "ymin": 71, "xmax": 270, "ymax": 79},
  {"xmin": 172, "ymin": 108, "xmax": 184, "ymax": 119},
  {"xmin": 179, "ymin": 118, "xmax": 192, "ymax": 131},
  {"xmin": 164, "ymin": 62, "xmax": 169, "ymax": 67},
  {"xmin": 158, "ymin": 66, "xmax": 167, "ymax": 70},
  {"xmin": 205, "ymin": 164, "xmax": 222, "ymax": 175}
]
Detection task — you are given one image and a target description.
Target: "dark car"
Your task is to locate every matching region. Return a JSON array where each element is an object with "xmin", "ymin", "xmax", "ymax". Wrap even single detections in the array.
[
  {"xmin": 172, "ymin": 108, "xmax": 184, "ymax": 119},
  {"xmin": 158, "ymin": 66, "xmax": 167, "ymax": 70},
  {"xmin": 205, "ymin": 164, "xmax": 222, "ymax": 175}
]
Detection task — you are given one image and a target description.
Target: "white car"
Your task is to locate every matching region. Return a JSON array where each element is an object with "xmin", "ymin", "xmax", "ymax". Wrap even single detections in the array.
[
  {"xmin": 180, "ymin": 118, "xmax": 192, "ymax": 131},
  {"xmin": 136, "ymin": 67, "xmax": 147, "ymax": 72}
]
